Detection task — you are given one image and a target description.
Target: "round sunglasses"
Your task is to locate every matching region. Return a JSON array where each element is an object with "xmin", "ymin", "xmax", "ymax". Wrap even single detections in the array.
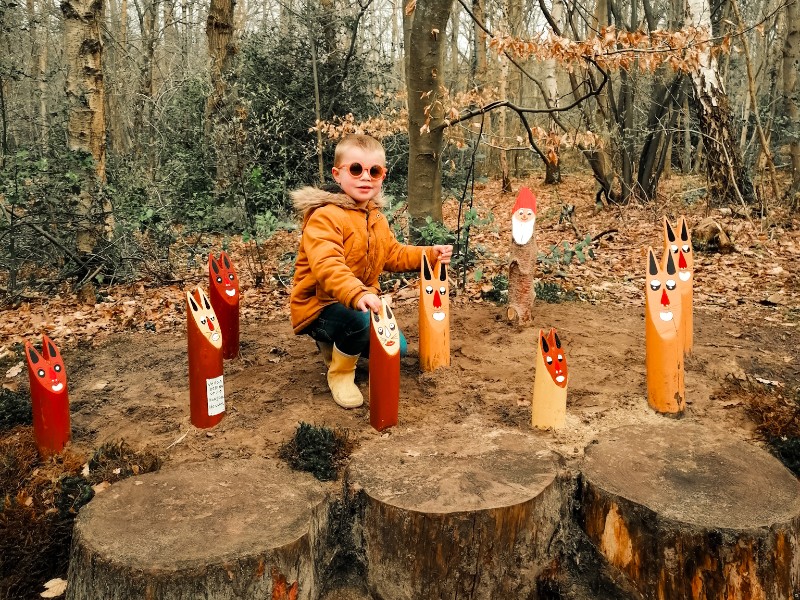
[{"xmin": 337, "ymin": 162, "xmax": 387, "ymax": 180}]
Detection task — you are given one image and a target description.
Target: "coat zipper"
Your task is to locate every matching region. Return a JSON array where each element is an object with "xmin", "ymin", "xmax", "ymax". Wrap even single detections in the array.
[{"xmin": 364, "ymin": 211, "xmax": 371, "ymax": 283}]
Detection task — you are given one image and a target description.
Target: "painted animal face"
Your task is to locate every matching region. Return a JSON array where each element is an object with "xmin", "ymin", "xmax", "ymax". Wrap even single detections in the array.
[
  {"xmin": 664, "ymin": 217, "xmax": 693, "ymax": 284},
  {"xmin": 646, "ymin": 247, "xmax": 681, "ymax": 327},
  {"xmin": 420, "ymin": 254, "xmax": 449, "ymax": 326},
  {"xmin": 371, "ymin": 298, "xmax": 400, "ymax": 356},
  {"xmin": 25, "ymin": 335, "xmax": 67, "ymax": 394},
  {"xmin": 540, "ymin": 328, "xmax": 568, "ymax": 388},
  {"xmin": 209, "ymin": 252, "xmax": 239, "ymax": 303},
  {"xmin": 511, "ymin": 187, "xmax": 537, "ymax": 245},
  {"xmin": 187, "ymin": 286, "xmax": 222, "ymax": 347}
]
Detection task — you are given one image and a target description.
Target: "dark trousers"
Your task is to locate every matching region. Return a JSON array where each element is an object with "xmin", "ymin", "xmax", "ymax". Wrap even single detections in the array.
[{"xmin": 302, "ymin": 303, "xmax": 407, "ymax": 357}]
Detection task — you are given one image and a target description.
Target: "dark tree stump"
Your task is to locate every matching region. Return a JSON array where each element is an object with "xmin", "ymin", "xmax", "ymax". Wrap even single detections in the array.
[
  {"xmin": 579, "ymin": 423, "xmax": 800, "ymax": 599},
  {"xmin": 67, "ymin": 461, "xmax": 329, "ymax": 600},
  {"xmin": 346, "ymin": 426, "xmax": 566, "ymax": 599}
]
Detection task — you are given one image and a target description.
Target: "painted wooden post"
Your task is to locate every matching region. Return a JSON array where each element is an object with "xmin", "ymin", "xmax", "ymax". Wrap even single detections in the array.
[
  {"xmin": 419, "ymin": 254, "xmax": 450, "ymax": 371},
  {"xmin": 208, "ymin": 251, "xmax": 240, "ymax": 359},
  {"xmin": 664, "ymin": 217, "xmax": 694, "ymax": 354},
  {"xmin": 369, "ymin": 297, "xmax": 400, "ymax": 432},
  {"xmin": 186, "ymin": 285, "xmax": 225, "ymax": 428},
  {"xmin": 531, "ymin": 327, "xmax": 568, "ymax": 429},
  {"xmin": 645, "ymin": 247, "xmax": 685, "ymax": 416},
  {"xmin": 25, "ymin": 334, "xmax": 70, "ymax": 457},
  {"xmin": 508, "ymin": 187, "xmax": 537, "ymax": 323}
]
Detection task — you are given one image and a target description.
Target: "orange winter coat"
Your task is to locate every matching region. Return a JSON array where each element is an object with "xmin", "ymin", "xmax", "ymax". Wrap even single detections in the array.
[{"xmin": 290, "ymin": 187, "xmax": 435, "ymax": 334}]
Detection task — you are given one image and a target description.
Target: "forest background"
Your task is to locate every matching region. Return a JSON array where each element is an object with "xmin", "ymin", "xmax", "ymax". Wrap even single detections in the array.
[{"xmin": 0, "ymin": 0, "xmax": 798, "ymax": 303}]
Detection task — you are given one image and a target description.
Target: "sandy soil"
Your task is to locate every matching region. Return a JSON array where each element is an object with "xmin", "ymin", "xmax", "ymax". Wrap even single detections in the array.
[{"xmin": 63, "ymin": 295, "xmax": 799, "ymax": 475}]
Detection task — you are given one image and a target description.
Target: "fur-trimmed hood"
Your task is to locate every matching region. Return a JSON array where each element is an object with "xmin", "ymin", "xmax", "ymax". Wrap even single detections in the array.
[{"xmin": 291, "ymin": 186, "xmax": 386, "ymax": 218}]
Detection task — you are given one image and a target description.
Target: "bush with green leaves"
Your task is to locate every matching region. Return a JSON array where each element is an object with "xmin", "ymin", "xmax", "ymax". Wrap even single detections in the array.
[{"xmin": 538, "ymin": 234, "xmax": 596, "ymax": 272}]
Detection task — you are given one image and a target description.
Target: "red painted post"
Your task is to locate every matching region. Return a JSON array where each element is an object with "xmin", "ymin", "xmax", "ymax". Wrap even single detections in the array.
[
  {"xmin": 369, "ymin": 297, "xmax": 400, "ymax": 431},
  {"xmin": 186, "ymin": 286, "xmax": 225, "ymax": 428},
  {"xmin": 25, "ymin": 334, "xmax": 70, "ymax": 457},
  {"xmin": 208, "ymin": 252, "xmax": 240, "ymax": 359}
]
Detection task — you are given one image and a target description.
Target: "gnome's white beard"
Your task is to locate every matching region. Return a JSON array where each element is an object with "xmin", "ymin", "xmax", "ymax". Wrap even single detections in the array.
[{"xmin": 512, "ymin": 216, "xmax": 535, "ymax": 245}]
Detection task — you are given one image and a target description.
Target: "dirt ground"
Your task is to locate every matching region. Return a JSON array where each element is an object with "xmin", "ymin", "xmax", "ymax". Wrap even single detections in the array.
[{"xmin": 58, "ymin": 293, "xmax": 799, "ymax": 476}]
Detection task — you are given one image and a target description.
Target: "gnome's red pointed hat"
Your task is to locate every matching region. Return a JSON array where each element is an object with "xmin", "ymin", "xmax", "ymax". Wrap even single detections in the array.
[{"xmin": 512, "ymin": 187, "xmax": 537, "ymax": 216}]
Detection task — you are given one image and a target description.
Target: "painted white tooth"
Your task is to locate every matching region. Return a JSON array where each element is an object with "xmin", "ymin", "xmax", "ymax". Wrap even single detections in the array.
[
  {"xmin": 433, "ymin": 312, "xmax": 446, "ymax": 321},
  {"xmin": 211, "ymin": 333, "xmax": 221, "ymax": 342},
  {"xmin": 555, "ymin": 375, "xmax": 565, "ymax": 383},
  {"xmin": 659, "ymin": 311, "xmax": 673, "ymax": 322},
  {"xmin": 225, "ymin": 289, "xmax": 236, "ymax": 296},
  {"xmin": 679, "ymin": 272, "xmax": 691, "ymax": 282},
  {"xmin": 51, "ymin": 382, "xmax": 64, "ymax": 392}
]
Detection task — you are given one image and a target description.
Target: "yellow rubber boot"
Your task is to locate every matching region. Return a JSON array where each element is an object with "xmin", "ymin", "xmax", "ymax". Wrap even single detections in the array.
[
  {"xmin": 316, "ymin": 341, "xmax": 333, "ymax": 368},
  {"xmin": 327, "ymin": 345, "xmax": 363, "ymax": 408}
]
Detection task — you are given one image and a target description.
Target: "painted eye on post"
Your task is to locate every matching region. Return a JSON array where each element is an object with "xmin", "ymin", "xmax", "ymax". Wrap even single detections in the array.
[
  {"xmin": 649, "ymin": 279, "xmax": 661, "ymax": 291},
  {"xmin": 389, "ymin": 323, "xmax": 396, "ymax": 330},
  {"xmin": 208, "ymin": 315, "xmax": 216, "ymax": 321},
  {"xmin": 200, "ymin": 318, "xmax": 207, "ymax": 325},
  {"xmin": 557, "ymin": 354, "xmax": 563, "ymax": 362},
  {"xmin": 517, "ymin": 210, "xmax": 525, "ymax": 218},
  {"xmin": 439, "ymin": 287, "xmax": 447, "ymax": 295},
  {"xmin": 216, "ymin": 276, "xmax": 223, "ymax": 283},
  {"xmin": 666, "ymin": 279, "xmax": 677, "ymax": 290},
  {"xmin": 228, "ymin": 273, "xmax": 235, "ymax": 280},
  {"xmin": 546, "ymin": 356, "xmax": 553, "ymax": 364},
  {"xmin": 425, "ymin": 286, "xmax": 433, "ymax": 294},
  {"xmin": 671, "ymin": 244, "xmax": 678, "ymax": 253},
  {"xmin": 682, "ymin": 244, "xmax": 690, "ymax": 253},
  {"xmin": 377, "ymin": 327, "xmax": 384, "ymax": 335},
  {"xmin": 54, "ymin": 364, "xmax": 62, "ymax": 372},
  {"xmin": 526, "ymin": 209, "xmax": 533, "ymax": 217},
  {"xmin": 37, "ymin": 368, "xmax": 46, "ymax": 378}
]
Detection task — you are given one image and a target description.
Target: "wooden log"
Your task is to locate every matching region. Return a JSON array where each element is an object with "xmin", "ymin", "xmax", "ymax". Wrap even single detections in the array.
[
  {"xmin": 578, "ymin": 423, "xmax": 800, "ymax": 599},
  {"xmin": 346, "ymin": 426, "xmax": 566, "ymax": 599},
  {"xmin": 67, "ymin": 461, "xmax": 329, "ymax": 600},
  {"xmin": 418, "ymin": 255, "xmax": 450, "ymax": 371},
  {"xmin": 507, "ymin": 187, "xmax": 537, "ymax": 324}
]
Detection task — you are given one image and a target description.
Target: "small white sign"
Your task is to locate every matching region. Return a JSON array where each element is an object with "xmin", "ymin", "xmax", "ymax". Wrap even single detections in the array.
[{"xmin": 206, "ymin": 375, "xmax": 225, "ymax": 416}]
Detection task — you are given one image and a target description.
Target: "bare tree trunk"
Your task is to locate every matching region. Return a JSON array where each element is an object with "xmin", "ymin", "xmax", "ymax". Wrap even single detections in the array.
[
  {"xmin": 498, "ymin": 58, "xmax": 511, "ymax": 193},
  {"xmin": 405, "ymin": 0, "xmax": 454, "ymax": 229},
  {"xmin": 784, "ymin": 0, "xmax": 800, "ymax": 195},
  {"xmin": 471, "ymin": 0, "xmax": 486, "ymax": 85},
  {"xmin": 36, "ymin": 0, "xmax": 49, "ymax": 153},
  {"xmin": 61, "ymin": 0, "xmax": 113, "ymax": 302},
  {"xmin": 543, "ymin": 0, "xmax": 562, "ymax": 184},
  {"xmin": 206, "ymin": 0, "xmax": 240, "ymax": 203},
  {"xmin": 686, "ymin": 0, "xmax": 755, "ymax": 205}
]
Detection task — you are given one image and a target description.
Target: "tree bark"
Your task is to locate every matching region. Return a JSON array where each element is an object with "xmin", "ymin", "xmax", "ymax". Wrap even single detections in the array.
[
  {"xmin": 580, "ymin": 423, "xmax": 800, "ymax": 599},
  {"xmin": 686, "ymin": 0, "xmax": 755, "ymax": 205},
  {"xmin": 507, "ymin": 234, "xmax": 537, "ymax": 324},
  {"xmin": 784, "ymin": 0, "xmax": 800, "ymax": 195},
  {"xmin": 543, "ymin": 0, "xmax": 563, "ymax": 184},
  {"xmin": 206, "ymin": 0, "xmax": 241, "ymax": 203},
  {"xmin": 61, "ymin": 0, "xmax": 112, "ymax": 302},
  {"xmin": 404, "ymin": 0, "xmax": 454, "ymax": 229}
]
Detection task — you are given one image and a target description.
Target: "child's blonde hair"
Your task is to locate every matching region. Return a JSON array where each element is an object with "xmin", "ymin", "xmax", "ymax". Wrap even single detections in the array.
[{"xmin": 334, "ymin": 134, "xmax": 385, "ymax": 167}]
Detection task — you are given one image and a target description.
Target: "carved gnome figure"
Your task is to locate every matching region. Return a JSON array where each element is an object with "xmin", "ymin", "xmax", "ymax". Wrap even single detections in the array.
[{"xmin": 507, "ymin": 187, "xmax": 538, "ymax": 323}]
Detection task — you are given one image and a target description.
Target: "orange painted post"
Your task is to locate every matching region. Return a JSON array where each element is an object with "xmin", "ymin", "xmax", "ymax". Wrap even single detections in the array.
[
  {"xmin": 186, "ymin": 285, "xmax": 225, "ymax": 428},
  {"xmin": 419, "ymin": 254, "xmax": 450, "ymax": 371},
  {"xmin": 369, "ymin": 297, "xmax": 400, "ymax": 432},
  {"xmin": 208, "ymin": 251, "xmax": 240, "ymax": 359},
  {"xmin": 531, "ymin": 327, "xmax": 569, "ymax": 429},
  {"xmin": 664, "ymin": 217, "xmax": 694, "ymax": 354},
  {"xmin": 645, "ymin": 247, "xmax": 685, "ymax": 416},
  {"xmin": 25, "ymin": 334, "xmax": 70, "ymax": 457}
]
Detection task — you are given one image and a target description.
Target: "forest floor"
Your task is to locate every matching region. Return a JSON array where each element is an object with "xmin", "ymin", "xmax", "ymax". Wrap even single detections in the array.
[{"xmin": 2, "ymin": 168, "xmax": 800, "ymax": 598}]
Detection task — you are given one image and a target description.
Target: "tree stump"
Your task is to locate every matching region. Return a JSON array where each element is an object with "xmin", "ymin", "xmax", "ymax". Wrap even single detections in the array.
[
  {"xmin": 67, "ymin": 461, "xmax": 329, "ymax": 600},
  {"xmin": 578, "ymin": 423, "xmax": 800, "ymax": 599},
  {"xmin": 346, "ymin": 426, "xmax": 566, "ymax": 599}
]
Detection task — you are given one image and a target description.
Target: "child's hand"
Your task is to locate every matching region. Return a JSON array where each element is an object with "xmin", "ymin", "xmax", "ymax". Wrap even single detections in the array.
[
  {"xmin": 357, "ymin": 293, "xmax": 382, "ymax": 313},
  {"xmin": 432, "ymin": 245, "xmax": 453, "ymax": 264}
]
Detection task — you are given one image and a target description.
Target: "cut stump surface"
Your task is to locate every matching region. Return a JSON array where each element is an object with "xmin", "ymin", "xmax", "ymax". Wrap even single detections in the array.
[
  {"xmin": 67, "ymin": 460, "xmax": 328, "ymax": 600},
  {"xmin": 579, "ymin": 422, "xmax": 800, "ymax": 599},
  {"xmin": 346, "ymin": 424, "xmax": 566, "ymax": 600}
]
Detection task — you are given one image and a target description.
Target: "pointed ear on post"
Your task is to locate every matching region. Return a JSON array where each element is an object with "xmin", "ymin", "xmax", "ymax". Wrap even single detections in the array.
[
  {"xmin": 540, "ymin": 332, "xmax": 550, "ymax": 354},
  {"xmin": 422, "ymin": 253, "xmax": 432, "ymax": 280},
  {"xmin": 438, "ymin": 261, "xmax": 447, "ymax": 282},
  {"xmin": 210, "ymin": 254, "xmax": 220, "ymax": 276},
  {"xmin": 664, "ymin": 217, "xmax": 676, "ymax": 244},
  {"xmin": 648, "ymin": 247, "xmax": 659, "ymax": 276},
  {"xmin": 221, "ymin": 252, "xmax": 232, "ymax": 269},
  {"xmin": 665, "ymin": 250, "xmax": 677, "ymax": 276}
]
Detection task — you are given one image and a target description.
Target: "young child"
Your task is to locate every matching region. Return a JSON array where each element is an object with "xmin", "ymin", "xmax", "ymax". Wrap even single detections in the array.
[{"xmin": 290, "ymin": 134, "xmax": 452, "ymax": 409}]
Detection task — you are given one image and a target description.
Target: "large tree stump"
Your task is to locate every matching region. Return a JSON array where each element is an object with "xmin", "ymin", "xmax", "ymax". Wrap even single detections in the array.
[
  {"xmin": 346, "ymin": 425, "xmax": 566, "ymax": 599},
  {"xmin": 67, "ymin": 461, "xmax": 329, "ymax": 600},
  {"xmin": 578, "ymin": 423, "xmax": 800, "ymax": 599}
]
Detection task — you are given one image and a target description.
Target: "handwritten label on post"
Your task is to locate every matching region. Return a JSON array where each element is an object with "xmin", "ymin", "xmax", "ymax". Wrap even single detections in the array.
[{"xmin": 206, "ymin": 375, "xmax": 225, "ymax": 416}]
